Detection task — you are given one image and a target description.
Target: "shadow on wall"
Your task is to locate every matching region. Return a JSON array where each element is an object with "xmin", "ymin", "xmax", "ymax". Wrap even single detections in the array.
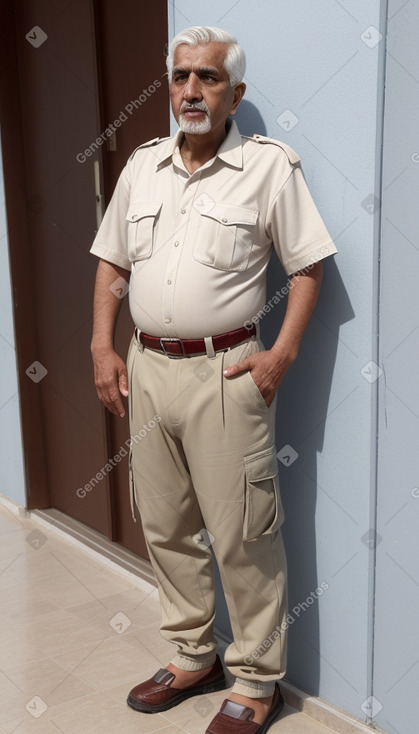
[
  {"xmin": 234, "ymin": 100, "xmax": 267, "ymax": 137},
  {"xmin": 264, "ymin": 253, "xmax": 354, "ymax": 694},
  {"xmin": 213, "ymin": 108, "xmax": 355, "ymax": 692}
]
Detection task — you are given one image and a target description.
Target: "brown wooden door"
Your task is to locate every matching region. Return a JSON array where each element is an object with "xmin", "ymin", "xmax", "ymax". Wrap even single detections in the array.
[
  {"xmin": 3, "ymin": 0, "xmax": 169, "ymax": 557},
  {"xmin": 94, "ymin": 0, "xmax": 169, "ymax": 555}
]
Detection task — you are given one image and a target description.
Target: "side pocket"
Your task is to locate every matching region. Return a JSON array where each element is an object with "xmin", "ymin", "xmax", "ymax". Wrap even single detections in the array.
[
  {"xmin": 127, "ymin": 334, "xmax": 136, "ymax": 421},
  {"xmin": 127, "ymin": 336, "xmax": 137, "ymax": 522},
  {"xmin": 128, "ymin": 446, "xmax": 137, "ymax": 523},
  {"xmin": 244, "ymin": 369, "xmax": 269, "ymax": 410},
  {"xmin": 243, "ymin": 445, "xmax": 284, "ymax": 541}
]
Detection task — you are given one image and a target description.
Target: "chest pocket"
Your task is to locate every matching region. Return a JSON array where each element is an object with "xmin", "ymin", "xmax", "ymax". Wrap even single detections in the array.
[
  {"xmin": 194, "ymin": 203, "xmax": 259, "ymax": 271},
  {"xmin": 126, "ymin": 200, "xmax": 162, "ymax": 262}
]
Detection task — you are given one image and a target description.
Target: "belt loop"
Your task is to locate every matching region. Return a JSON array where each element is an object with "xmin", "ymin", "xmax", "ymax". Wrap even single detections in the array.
[{"xmin": 204, "ymin": 336, "xmax": 216, "ymax": 359}]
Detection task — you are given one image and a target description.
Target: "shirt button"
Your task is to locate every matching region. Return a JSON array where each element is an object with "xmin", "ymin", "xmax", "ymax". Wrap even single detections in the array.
[
  {"xmin": 174, "ymin": 240, "xmax": 179, "ymax": 247},
  {"xmin": 180, "ymin": 208, "xmax": 186, "ymax": 214},
  {"xmin": 167, "ymin": 279, "xmax": 172, "ymax": 285},
  {"xmin": 165, "ymin": 318, "xmax": 171, "ymax": 324},
  {"xmin": 222, "ymin": 218, "xmax": 228, "ymax": 223}
]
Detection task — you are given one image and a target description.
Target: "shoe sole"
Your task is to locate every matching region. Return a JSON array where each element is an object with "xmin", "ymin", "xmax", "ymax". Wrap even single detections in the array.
[{"xmin": 127, "ymin": 674, "xmax": 228, "ymax": 713}]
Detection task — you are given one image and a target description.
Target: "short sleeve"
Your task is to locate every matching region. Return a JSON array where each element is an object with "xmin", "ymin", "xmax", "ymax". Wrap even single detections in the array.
[
  {"xmin": 268, "ymin": 165, "xmax": 337, "ymax": 276},
  {"xmin": 89, "ymin": 165, "xmax": 131, "ymax": 270}
]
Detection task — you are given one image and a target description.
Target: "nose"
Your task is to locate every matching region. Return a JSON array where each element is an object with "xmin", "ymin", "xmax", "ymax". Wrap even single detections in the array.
[{"xmin": 183, "ymin": 73, "xmax": 202, "ymax": 102}]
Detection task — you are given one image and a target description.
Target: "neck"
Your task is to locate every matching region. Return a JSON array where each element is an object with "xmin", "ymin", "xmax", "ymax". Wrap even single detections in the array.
[{"xmin": 180, "ymin": 123, "xmax": 229, "ymax": 169}]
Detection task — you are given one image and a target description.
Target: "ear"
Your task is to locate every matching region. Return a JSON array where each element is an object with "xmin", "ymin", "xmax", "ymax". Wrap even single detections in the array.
[{"xmin": 230, "ymin": 82, "xmax": 246, "ymax": 115}]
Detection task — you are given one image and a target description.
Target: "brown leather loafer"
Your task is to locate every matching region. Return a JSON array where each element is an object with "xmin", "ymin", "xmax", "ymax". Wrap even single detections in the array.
[
  {"xmin": 127, "ymin": 654, "xmax": 227, "ymax": 713},
  {"xmin": 205, "ymin": 683, "xmax": 284, "ymax": 733}
]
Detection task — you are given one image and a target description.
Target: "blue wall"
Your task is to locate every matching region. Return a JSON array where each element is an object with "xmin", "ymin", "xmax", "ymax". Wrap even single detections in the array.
[
  {"xmin": 0, "ymin": 137, "xmax": 26, "ymax": 506},
  {"xmin": 168, "ymin": 0, "xmax": 407, "ymax": 728},
  {"xmin": 373, "ymin": 2, "xmax": 419, "ymax": 733}
]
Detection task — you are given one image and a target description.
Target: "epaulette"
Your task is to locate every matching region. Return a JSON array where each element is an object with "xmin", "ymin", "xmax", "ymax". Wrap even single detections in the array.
[
  {"xmin": 129, "ymin": 136, "xmax": 171, "ymax": 160},
  {"xmin": 246, "ymin": 133, "xmax": 300, "ymax": 165}
]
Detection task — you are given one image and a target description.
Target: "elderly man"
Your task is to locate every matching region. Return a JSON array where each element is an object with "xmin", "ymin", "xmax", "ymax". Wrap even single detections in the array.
[{"xmin": 90, "ymin": 25, "xmax": 336, "ymax": 734}]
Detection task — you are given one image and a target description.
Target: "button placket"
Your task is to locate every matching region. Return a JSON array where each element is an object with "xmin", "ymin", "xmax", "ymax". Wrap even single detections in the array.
[
  {"xmin": 161, "ymin": 177, "xmax": 199, "ymax": 333},
  {"xmin": 162, "ymin": 245, "xmax": 179, "ymax": 332},
  {"xmin": 162, "ymin": 224, "xmax": 185, "ymax": 333}
]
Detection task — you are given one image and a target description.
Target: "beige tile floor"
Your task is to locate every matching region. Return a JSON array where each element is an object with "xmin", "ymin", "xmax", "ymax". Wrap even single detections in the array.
[{"xmin": 0, "ymin": 502, "xmax": 338, "ymax": 734}]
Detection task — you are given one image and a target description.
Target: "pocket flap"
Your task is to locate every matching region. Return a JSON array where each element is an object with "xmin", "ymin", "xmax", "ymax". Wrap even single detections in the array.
[
  {"xmin": 201, "ymin": 203, "xmax": 259, "ymax": 227},
  {"xmin": 244, "ymin": 445, "xmax": 278, "ymax": 482},
  {"xmin": 126, "ymin": 200, "xmax": 162, "ymax": 222}
]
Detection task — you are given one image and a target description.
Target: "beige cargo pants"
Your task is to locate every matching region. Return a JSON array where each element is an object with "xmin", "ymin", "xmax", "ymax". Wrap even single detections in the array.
[{"xmin": 127, "ymin": 331, "xmax": 288, "ymax": 698}]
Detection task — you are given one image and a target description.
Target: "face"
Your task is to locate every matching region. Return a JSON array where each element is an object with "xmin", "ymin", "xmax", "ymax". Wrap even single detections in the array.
[{"xmin": 169, "ymin": 41, "xmax": 245, "ymax": 141}]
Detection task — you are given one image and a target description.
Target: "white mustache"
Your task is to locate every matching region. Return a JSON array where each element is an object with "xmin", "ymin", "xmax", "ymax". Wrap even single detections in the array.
[{"xmin": 181, "ymin": 103, "xmax": 209, "ymax": 114}]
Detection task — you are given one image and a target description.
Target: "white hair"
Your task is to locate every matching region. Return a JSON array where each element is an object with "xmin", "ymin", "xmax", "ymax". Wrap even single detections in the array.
[{"xmin": 166, "ymin": 26, "xmax": 246, "ymax": 87}]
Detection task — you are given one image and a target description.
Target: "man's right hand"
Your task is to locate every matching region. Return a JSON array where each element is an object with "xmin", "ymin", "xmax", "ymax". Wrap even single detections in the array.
[
  {"xmin": 92, "ymin": 347, "xmax": 129, "ymax": 418},
  {"xmin": 90, "ymin": 259, "xmax": 131, "ymax": 417}
]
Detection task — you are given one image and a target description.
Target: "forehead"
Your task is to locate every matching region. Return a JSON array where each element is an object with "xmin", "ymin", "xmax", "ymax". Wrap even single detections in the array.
[{"xmin": 172, "ymin": 41, "xmax": 229, "ymax": 75}]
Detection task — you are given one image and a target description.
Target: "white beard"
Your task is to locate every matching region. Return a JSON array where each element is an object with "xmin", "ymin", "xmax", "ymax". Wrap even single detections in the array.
[{"xmin": 179, "ymin": 113, "xmax": 211, "ymax": 134}]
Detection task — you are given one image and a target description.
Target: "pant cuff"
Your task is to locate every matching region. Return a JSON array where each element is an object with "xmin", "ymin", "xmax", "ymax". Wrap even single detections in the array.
[
  {"xmin": 231, "ymin": 678, "xmax": 276, "ymax": 698},
  {"xmin": 170, "ymin": 651, "xmax": 217, "ymax": 671}
]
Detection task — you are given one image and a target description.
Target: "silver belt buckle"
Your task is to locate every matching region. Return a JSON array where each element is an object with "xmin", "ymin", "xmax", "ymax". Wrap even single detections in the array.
[{"xmin": 160, "ymin": 337, "xmax": 186, "ymax": 358}]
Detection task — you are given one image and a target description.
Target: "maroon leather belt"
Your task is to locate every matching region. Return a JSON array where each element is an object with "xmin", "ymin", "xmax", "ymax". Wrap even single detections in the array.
[{"xmin": 135, "ymin": 324, "xmax": 256, "ymax": 358}]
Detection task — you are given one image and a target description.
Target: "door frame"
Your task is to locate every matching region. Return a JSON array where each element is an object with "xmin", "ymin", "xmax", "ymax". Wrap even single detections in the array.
[{"xmin": 0, "ymin": 0, "xmax": 49, "ymax": 509}]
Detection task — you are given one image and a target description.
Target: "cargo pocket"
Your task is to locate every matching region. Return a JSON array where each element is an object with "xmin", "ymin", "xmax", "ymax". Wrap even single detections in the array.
[
  {"xmin": 243, "ymin": 445, "xmax": 284, "ymax": 541},
  {"xmin": 126, "ymin": 200, "xmax": 162, "ymax": 262},
  {"xmin": 194, "ymin": 203, "xmax": 258, "ymax": 271}
]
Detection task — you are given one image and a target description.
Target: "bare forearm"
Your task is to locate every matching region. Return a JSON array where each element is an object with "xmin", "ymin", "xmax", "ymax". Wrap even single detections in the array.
[
  {"xmin": 91, "ymin": 259, "xmax": 130, "ymax": 354},
  {"xmin": 271, "ymin": 261, "xmax": 323, "ymax": 361}
]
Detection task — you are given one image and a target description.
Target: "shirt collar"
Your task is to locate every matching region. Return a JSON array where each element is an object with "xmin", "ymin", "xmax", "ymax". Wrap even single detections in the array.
[{"xmin": 155, "ymin": 119, "xmax": 243, "ymax": 171}]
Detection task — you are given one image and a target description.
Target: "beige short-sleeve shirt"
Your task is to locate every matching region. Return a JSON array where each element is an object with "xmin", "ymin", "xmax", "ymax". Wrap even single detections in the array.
[{"xmin": 90, "ymin": 120, "xmax": 337, "ymax": 338}]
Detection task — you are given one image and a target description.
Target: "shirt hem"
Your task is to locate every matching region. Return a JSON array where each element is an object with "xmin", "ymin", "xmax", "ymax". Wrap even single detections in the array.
[{"xmin": 283, "ymin": 240, "xmax": 337, "ymax": 276}]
